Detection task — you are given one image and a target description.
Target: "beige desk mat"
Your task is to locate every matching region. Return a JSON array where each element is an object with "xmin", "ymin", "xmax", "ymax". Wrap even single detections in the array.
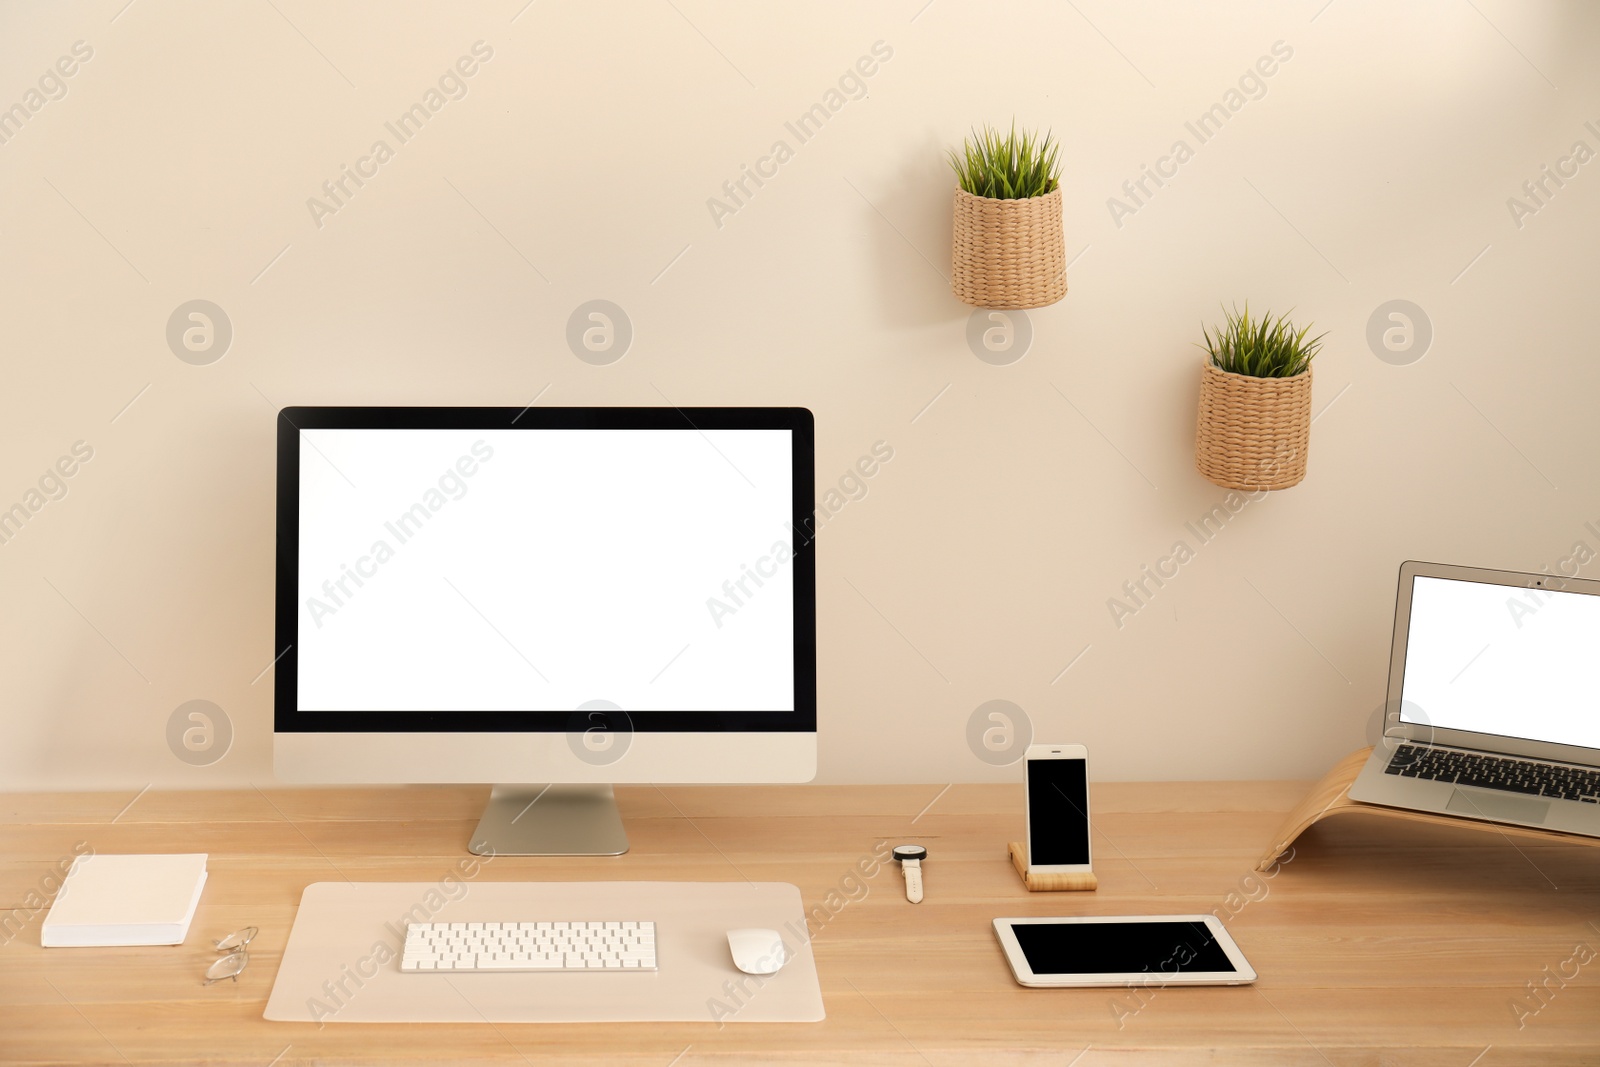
[{"xmin": 264, "ymin": 880, "xmax": 824, "ymax": 1024}]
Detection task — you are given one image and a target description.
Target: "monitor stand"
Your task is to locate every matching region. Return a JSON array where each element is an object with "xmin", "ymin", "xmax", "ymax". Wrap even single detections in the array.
[{"xmin": 468, "ymin": 785, "xmax": 629, "ymax": 856}]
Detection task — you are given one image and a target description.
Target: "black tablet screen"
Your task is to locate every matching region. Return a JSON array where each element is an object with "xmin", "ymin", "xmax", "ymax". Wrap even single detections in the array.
[{"xmin": 1011, "ymin": 920, "xmax": 1236, "ymax": 975}]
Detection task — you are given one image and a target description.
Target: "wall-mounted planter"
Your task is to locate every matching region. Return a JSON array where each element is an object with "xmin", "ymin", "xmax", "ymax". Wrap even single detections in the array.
[
  {"xmin": 1194, "ymin": 361, "xmax": 1312, "ymax": 491},
  {"xmin": 950, "ymin": 186, "xmax": 1066, "ymax": 309}
]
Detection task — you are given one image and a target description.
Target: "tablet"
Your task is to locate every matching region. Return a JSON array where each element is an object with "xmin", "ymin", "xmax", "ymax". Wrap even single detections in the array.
[{"xmin": 992, "ymin": 915, "xmax": 1256, "ymax": 988}]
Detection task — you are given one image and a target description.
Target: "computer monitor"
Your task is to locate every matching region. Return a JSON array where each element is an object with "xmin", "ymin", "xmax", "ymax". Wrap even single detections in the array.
[{"xmin": 273, "ymin": 406, "xmax": 816, "ymax": 855}]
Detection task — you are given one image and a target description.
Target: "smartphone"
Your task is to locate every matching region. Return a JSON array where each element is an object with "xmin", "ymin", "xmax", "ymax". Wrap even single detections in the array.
[{"xmin": 1024, "ymin": 743, "xmax": 1092, "ymax": 874}]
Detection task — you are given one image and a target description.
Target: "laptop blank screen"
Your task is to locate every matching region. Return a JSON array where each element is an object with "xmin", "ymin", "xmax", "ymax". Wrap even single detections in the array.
[{"xmin": 1401, "ymin": 575, "xmax": 1600, "ymax": 751}]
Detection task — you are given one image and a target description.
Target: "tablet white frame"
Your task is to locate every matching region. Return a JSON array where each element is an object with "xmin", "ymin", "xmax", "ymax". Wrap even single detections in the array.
[{"xmin": 991, "ymin": 914, "xmax": 1257, "ymax": 988}]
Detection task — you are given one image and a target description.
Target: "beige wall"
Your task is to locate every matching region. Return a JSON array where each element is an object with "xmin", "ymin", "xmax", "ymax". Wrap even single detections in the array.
[{"xmin": 1, "ymin": 0, "xmax": 1596, "ymax": 790}]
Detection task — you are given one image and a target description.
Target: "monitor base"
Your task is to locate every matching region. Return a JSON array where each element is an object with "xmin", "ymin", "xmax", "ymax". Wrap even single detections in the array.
[{"xmin": 468, "ymin": 784, "xmax": 629, "ymax": 856}]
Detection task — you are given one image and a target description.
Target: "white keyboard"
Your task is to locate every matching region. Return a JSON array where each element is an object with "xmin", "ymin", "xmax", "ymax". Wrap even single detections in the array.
[{"xmin": 400, "ymin": 920, "xmax": 658, "ymax": 972}]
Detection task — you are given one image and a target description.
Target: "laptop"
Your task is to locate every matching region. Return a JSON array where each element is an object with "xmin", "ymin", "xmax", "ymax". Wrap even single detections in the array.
[{"xmin": 1348, "ymin": 560, "xmax": 1600, "ymax": 836}]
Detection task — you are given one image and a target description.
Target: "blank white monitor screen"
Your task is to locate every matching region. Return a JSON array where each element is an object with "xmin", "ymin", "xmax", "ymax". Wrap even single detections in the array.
[
  {"xmin": 1400, "ymin": 575, "xmax": 1600, "ymax": 750},
  {"xmin": 295, "ymin": 427, "xmax": 794, "ymax": 713}
]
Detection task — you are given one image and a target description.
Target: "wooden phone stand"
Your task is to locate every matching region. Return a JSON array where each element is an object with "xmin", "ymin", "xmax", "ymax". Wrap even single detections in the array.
[
  {"xmin": 1007, "ymin": 842, "xmax": 1097, "ymax": 891},
  {"xmin": 1257, "ymin": 746, "xmax": 1600, "ymax": 871}
]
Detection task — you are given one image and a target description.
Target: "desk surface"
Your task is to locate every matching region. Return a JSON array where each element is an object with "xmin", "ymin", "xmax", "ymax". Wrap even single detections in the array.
[{"xmin": 3, "ymin": 781, "xmax": 1599, "ymax": 1065}]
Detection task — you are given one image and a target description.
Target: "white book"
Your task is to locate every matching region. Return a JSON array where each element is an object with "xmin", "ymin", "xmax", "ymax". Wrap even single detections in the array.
[{"xmin": 42, "ymin": 854, "xmax": 208, "ymax": 948}]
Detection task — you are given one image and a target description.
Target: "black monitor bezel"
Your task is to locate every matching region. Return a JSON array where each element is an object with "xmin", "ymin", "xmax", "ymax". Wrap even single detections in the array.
[{"xmin": 274, "ymin": 406, "xmax": 816, "ymax": 734}]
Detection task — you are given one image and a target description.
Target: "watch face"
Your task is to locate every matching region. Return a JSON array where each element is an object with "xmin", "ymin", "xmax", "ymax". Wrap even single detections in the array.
[{"xmin": 892, "ymin": 845, "xmax": 927, "ymax": 861}]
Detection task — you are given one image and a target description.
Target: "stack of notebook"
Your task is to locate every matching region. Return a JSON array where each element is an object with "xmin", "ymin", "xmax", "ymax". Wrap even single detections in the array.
[{"xmin": 41, "ymin": 853, "xmax": 208, "ymax": 947}]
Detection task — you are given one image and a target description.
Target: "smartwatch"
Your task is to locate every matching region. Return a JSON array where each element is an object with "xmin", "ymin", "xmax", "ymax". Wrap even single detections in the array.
[{"xmin": 892, "ymin": 844, "xmax": 927, "ymax": 904}]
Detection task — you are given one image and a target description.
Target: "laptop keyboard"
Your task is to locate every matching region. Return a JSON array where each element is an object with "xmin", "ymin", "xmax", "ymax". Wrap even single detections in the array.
[{"xmin": 1385, "ymin": 744, "xmax": 1600, "ymax": 802}]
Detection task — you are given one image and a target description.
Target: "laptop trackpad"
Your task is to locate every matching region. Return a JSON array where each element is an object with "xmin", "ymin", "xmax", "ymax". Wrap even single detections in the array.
[{"xmin": 1446, "ymin": 788, "xmax": 1551, "ymax": 825}]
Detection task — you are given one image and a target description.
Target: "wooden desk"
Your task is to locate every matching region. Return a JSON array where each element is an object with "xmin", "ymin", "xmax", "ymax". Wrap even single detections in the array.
[{"xmin": 3, "ymin": 781, "xmax": 1599, "ymax": 1065}]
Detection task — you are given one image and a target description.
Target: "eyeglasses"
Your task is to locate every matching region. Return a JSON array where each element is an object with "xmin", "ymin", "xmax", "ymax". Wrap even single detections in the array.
[{"xmin": 203, "ymin": 927, "xmax": 258, "ymax": 985}]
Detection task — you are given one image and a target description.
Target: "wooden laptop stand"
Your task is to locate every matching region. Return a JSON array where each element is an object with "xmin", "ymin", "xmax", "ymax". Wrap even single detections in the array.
[{"xmin": 1257, "ymin": 746, "xmax": 1600, "ymax": 871}]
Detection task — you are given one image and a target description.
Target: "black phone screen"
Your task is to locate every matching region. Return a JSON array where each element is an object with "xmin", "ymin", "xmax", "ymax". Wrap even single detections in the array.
[{"xmin": 1027, "ymin": 756, "xmax": 1089, "ymax": 865}]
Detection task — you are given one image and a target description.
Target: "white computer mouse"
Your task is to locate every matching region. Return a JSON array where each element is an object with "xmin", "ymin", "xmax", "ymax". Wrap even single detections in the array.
[{"xmin": 726, "ymin": 927, "xmax": 789, "ymax": 975}]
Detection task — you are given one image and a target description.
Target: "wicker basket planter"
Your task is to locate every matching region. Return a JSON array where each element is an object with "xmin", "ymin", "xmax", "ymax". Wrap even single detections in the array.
[
  {"xmin": 1194, "ymin": 361, "xmax": 1312, "ymax": 491},
  {"xmin": 950, "ymin": 186, "xmax": 1066, "ymax": 309}
]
